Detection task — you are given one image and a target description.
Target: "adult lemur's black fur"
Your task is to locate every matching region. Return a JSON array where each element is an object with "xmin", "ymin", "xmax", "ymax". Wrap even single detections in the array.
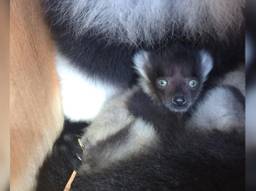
[{"xmin": 42, "ymin": 0, "xmax": 245, "ymax": 122}]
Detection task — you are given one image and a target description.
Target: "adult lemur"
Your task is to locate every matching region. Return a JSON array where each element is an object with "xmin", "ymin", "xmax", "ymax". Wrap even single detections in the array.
[{"xmin": 42, "ymin": 0, "xmax": 245, "ymax": 122}]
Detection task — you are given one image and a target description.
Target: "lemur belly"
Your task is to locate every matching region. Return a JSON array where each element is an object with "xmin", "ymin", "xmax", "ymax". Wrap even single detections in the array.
[{"xmin": 56, "ymin": 52, "xmax": 119, "ymax": 122}]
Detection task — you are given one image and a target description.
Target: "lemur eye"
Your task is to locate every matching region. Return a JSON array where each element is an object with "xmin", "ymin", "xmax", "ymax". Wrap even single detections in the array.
[
  {"xmin": 157, "ymin": 79, "xmax": 168, "ymax": 88},
  {"xmin": 188, "ymin": 79, "xmax": 198, "ymax": 88}
]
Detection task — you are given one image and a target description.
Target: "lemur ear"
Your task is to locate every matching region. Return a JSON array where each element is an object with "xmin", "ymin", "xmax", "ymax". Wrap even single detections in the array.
[
  {"xmin": 133, "ymin": 50, "xmax": 150, "ymax": 79},
  {"xmin": 199, "ymin": 50, "xmax": 213, "ymax": 80}
]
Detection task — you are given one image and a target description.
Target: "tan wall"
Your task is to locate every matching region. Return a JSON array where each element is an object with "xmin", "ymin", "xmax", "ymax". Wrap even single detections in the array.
[
  {"xmin": 0, "ymin": 1, "xmax": 10, "ymax": 190},
  {"xmin": 10, "ymin": 0, "xmax": 63, "ymax": 190}
]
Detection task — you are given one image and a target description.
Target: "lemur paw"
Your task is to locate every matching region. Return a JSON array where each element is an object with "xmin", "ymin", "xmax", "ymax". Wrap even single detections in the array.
[{"xmin": 53, "ymin": 120, "xmax": 88, "ymax": 170}]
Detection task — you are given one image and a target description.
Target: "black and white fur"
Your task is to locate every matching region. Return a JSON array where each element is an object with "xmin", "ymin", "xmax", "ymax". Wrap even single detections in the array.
[
  {"xmin": 187, "ymin": 66, "xmax": 245, "ymax": 131},
  {"xmin": 42, "ymin": 0, "xmax": 245, "ymax": 122},
  {"xmin": 79, "ymin": 44, "xmax": 214, "ymax": 171},
  {"xmin": 37, "ymin": 1, "xmax": 245, "ymax": 190},
  {"xmin": 69, "ymin": 46, "xmax": 245, "ymax": 191},
  {"xmin": 43, "ymin": 0, "xmax": 244, "ymax": 45},
  {"xmin": 74, "ymin": 124, "xmax": 244, "ymax": 190}
]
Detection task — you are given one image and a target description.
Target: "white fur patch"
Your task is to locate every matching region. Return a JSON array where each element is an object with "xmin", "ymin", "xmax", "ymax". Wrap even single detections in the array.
[
  {"xmin": 129, "ymin": 118, "xmax": 158, "ymax": 149},
  {"xmin": 199, "ymin": 50, "xmax": 213, "ymax": 79},
  {"xmin": 108, "ymin": 118, "xmax": 157, "ymax": 161},
  {"xmin": 81, "ymin": 118, "xmax": 158, "ymax": 172},
  {"xmin": 82, "ymin": 90, "xmax": 135, "ymax": 146},
  {"xmin": 133, "ymin": 51, "xmax": 155, "ymax": 99},
  {"xmin": 187, "ymin": 86, "xmax": 244, "ymax": 131},
  {"xmin": 56, "ymin": 52, "xmax": 119, "ymax": 121},
  {"xmin": 133, "ymin": 50, "xmax": 149, "ymax": 80},
  {"xmin": 45, "ymin": 0, "xmax": 245, "ymax": 45}
]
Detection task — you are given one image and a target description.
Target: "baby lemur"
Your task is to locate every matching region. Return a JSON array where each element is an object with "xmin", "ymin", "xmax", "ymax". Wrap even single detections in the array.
[{"xmin": 79, "ymin": 43, "xmax": 214, "ymax": 171}]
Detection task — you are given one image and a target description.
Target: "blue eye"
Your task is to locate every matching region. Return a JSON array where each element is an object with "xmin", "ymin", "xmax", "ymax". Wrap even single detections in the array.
[
  {"xmin": 157, "ymin": 79, "xmax": 168, "ymax": 88},
  {"xmin": 188, "ymin": 80, "xmax": 198, "ymax": 88}
]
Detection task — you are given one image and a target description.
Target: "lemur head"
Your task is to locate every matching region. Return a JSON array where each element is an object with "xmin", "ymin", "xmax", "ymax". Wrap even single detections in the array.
[{"xmin": 133, "ymin": 44, "xmax": 213, "ymax": 113}]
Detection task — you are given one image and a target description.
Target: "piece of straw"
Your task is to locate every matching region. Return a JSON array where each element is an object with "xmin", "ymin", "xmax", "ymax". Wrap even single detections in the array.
[
  {"xmin": 64, "ymin": 170, "xmax": 77, "ymax": 191},
  {"xmin": 64, "ymin": 138, "xmax": 84, "ymax": 191}
]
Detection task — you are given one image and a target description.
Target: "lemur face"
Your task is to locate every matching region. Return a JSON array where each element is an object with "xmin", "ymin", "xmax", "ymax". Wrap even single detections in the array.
[
  {"xmin": 152, "ymin": 65, "xmax": 202, "ymax": 112},
  {"xmin": 133, "ymin": 44, "xmax": 213, "ymax": 113}
]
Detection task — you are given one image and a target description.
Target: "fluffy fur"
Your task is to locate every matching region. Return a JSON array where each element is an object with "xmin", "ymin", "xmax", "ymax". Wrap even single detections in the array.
[
  {"xmin": 74, "ymin": 130, "xmax": 244, "ymax": 191},
  {"xmin": 72, "ymin": 47, "xmax": 245, "ymax": 190},
  {"xmin": 43, "ymin": 0, "xmax": 244, "ymax": 45},
  {"xmin": 220, "ymin": 66, "xmax": 245, "ymax": 96},
  {"xmin": 42, "ymin": 0, "xmax": 244, "ymax": 122},
  {"xmin": 74, "ymin": 86, "xmax": 244, "ymax": 191},
  {"xmin": 37, "ymin": 1, "xmax": 245, "ymax": 190},
  {"xmin": 35, "ymin": 65, "xmax": 245, "ymax": 191},
  {"xmin": 186, "ymin": 85, "xmax": 244, "ymax": 131},
  {"xmin": 79, "ymin": 44, "xmax": 215, "ymax": 169},
  {"xmin": 187, "ymin": 65, "xmax": 245, "ymax": 131}
]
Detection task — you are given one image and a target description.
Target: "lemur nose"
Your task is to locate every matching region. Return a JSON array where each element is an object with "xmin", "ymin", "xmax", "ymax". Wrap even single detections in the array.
[{"xmin": 172, "ymin": 96, "xmax": 187, "ymax": 106}]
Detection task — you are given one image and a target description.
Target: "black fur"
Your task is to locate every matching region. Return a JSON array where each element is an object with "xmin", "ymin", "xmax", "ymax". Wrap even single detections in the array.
[
  {"xmin": 42, "ymin": 0, "xmax": 137, "ymax": 88},
  {"xmin": 36, "ymin": 91, "xmax": 244, "ymax": 191},
  {"xmin": 36, "ymin": 120, "xmax": 87, "ymax": 191},
  {"xmin": 41, "ymin": 0, "xmax": 243, "ymax": 89},
  {"xmin": 70, "ymin": 89, "xmax": 245, "ymax": 191},
  {"xmin": 73, "ymin": 132, "xmax": 244, "ymax": 191}
]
